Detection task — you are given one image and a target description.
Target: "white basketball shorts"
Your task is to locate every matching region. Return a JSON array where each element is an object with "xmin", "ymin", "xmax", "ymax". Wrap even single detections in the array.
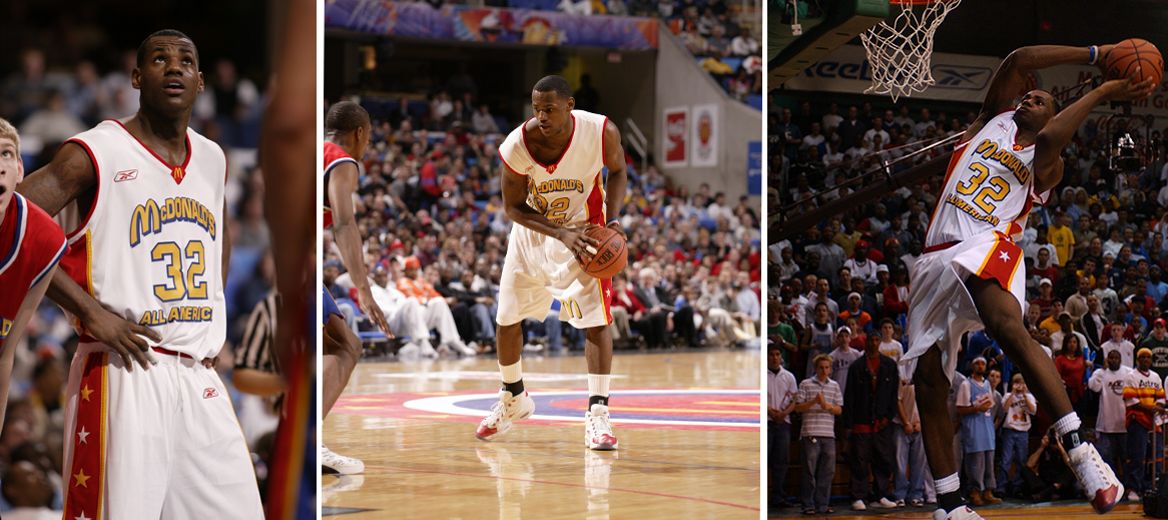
[
  {"xmin": 62, "ymin": 343, "xmax": 263, "ymax": 519},
  {"xmin": 497, "ymin": 225, "xmax": 613, "ymax": 329},
  {"xmin": 902, "ymin": 231, "xmax": 1026, "ymax": 383}
]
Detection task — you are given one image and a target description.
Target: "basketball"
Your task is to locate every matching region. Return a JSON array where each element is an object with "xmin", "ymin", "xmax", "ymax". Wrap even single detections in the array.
[
  {"xmin": 1101, "ymin": 38, "xmax": 1164, "ymax": 87},
  {"xmin": 578, "ymin": 226, "xmax": 627, "ymax": 279}
]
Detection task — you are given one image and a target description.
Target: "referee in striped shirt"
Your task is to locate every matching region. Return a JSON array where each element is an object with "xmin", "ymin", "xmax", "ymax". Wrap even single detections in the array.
[{"xmin": 235, "ymin": 291, "xmax": 283, "ymax": 399}]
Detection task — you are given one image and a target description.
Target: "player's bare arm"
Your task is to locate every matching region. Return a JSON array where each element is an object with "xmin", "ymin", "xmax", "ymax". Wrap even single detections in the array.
[
  {"xmin": 0, "ymin": 269, "xmax": 54, "ymax": 430},
  {"xmin": 329, "ymin": 161, "xmax": 390, "ymax": 334},
  {"xmin": 1033, "ymin": 77, "xmax": 1155, "ymax": 193},
  {"xmin": 18, "ymin": 144, "xmax": 160, "ymax": 370},
  {"xmin": 602, "ymin": 119, "xmax": 628, "ymax": 238},
  {"xmin": 501, "ymin": 167, "xmax": 599, "ymax": 258},
  {"xmin": 233, "ymin": 368, "xmax": 285, "ymax": 396}
]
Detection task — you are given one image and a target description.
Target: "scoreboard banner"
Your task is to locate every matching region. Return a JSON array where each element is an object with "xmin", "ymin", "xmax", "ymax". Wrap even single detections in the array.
[{"xmin": 326, "ymin": 0, "xmax": 659, "ymax": 50}]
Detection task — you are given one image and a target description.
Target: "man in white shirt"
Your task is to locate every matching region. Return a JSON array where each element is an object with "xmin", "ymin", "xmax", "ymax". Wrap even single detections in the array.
[
  {"xmin": 863, "ymin": 117, "xmax": 891, "ymax": 148},
  {"xmin": 769, "ymin": 342, "xmax": 799, "ymax": 511},
  {"xmin": 368, "ymin": 262, "xmax": 437, "ymax": 358},
  {"xmin": 1050, "ymin": 312, "xmax": 1089, "ymax": 355},
  {"xmin": 844, "ymin": 243, "xmax": 879, "ymax": 284},
  {"xmin": 1102, "ymin": 323, "xmax": 1135, "ymax": 368},
  {"xmin": 994, "ymin": 374, "xmax": 1036, "ymax": 497},
  {"xmin": 801, "ymin": 122, "xmax": 825, "ymax": 151},
  {"xmin": 877, "ymin": 319, "xmax": 903, "ymax": 362},
  {"xmin": 829, "ymin": 327, "xmax": 862, "ymax": 396},
  {"xmin": 821, "ymin": 103, "xmax": 843, "ymax": 132},
  {"xmin": 1088, "ymin": 350, "xmax": 1133, "ymax": 471}
]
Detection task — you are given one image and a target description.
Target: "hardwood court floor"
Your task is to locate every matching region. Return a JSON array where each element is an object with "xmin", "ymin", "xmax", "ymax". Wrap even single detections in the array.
[
  {"xmin": 322, "ymin": 349, "xmax": 761, "ymax": 519},
  {"xmin": 771, "ymin": 501, "xmax": 1147, "ymax": 519}
]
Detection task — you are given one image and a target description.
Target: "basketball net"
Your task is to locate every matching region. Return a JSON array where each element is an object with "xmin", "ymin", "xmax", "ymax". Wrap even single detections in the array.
[{"xmin": 860, "ymin": 0, "xmax": 962, "ymax": 101}]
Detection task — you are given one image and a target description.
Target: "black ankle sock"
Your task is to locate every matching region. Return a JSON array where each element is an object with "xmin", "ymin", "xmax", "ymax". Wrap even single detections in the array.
[
  {"xmin": 938, "ymin": 491, "xmax": 965, "ymax": 512},
  {"xmin": 503, "ymin": 380, "xmax": 524, "ymax": 396},
  {"xmin": 1061, "ymin": 429, "xmax": 1085, "ymax": 451},
  {"xmin": 589, "ymin": 395, "xmax": 609, "ymax": 408}
]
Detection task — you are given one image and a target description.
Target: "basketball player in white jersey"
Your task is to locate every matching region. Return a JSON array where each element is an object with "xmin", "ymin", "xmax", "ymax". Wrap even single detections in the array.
[
  {"xmin": 903, "ymin": 43, "xmax": 1153, "ymax": 520},
  {"xmin": 17, "ymin": 30, "xmax": 263, "ymax": 518},
  {"xmin": 475, "ymin": 75, "xmax": 628, "ymax": 450}
]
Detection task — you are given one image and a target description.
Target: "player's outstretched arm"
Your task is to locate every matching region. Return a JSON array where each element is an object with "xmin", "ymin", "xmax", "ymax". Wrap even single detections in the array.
[
  {"xmin": 1034, "ymin": 76, "xmax": 1155, "ymax": 193},
  {"xmin": 328, "ymin": 162, "xmax": 389, "ymax": 334},
  {"xmin": 18, "ymin": 144, "xmax": 160, "ymax": 370},
  {"xmin": 602, "ymin": 120, "xmax": 627, "ymax": 237},
  {"xmin": 0, "ymin": 267, "xmax": 56, "ymax": 429},
  {"xmin": 501, "ymin": 167, "xmax": 598, "ymax": 257}
]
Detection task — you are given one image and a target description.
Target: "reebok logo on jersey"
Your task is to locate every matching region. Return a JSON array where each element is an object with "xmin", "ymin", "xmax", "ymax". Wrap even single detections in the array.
[
  {"xmin": 114, "ymin": 169, "xmax": 138, "ymax": 182},
  {"xmin": 203, "ymin": 387, "xmax": 219, "ymax": 399}
]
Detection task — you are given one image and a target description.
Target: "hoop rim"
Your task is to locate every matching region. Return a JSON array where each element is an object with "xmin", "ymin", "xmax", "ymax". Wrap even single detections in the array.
[{"xmin": 889, "ymin": 0, "xmax": 947, "ymax": 5}]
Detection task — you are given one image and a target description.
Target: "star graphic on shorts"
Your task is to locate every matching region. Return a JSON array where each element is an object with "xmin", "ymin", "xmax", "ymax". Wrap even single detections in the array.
[
  {"xmin": 75, "ymin": 512, "xmax": 91, "ymax": 520},
  {"xmin": 80, "ymin": 385, "xmax": 93, "ymax": 402},
  {"xmin": 999, "ymin": 251, "xmax": 1011, "ymax": 262},
  {"xmin": 77, "ymin": 426, "xmax": 90, "ymax": 445},
  {"xmin": 73, "ymin": 468, "xmax": 91, "ymax": 488}
]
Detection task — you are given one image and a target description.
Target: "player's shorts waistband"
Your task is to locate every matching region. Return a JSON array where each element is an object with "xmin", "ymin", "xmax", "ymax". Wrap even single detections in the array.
[
  {"xmin": 152, "ymin": 346, "xmax": 216, "ymax": 369},
  {"xmin": 922, "ymin": 241, "xmax": 960, "ymax": 254},
  {"xmin": 76, "ymin": 342, "xmax": 215, "ymax": 369}
]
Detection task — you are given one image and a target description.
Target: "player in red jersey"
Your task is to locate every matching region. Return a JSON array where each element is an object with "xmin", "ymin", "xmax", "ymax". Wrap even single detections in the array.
[
  {"xmin": 0, "ymin": 118, "xmax": 67, "ymax": 433},
  {"xmin": 320, "ymin": 100, "xmax": 390, "ymax": 474}
]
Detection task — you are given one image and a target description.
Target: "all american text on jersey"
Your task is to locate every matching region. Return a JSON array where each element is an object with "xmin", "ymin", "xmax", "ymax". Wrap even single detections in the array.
[
  {"xmin": 129, "ymin": 196, "xmax": 217, "ymax": 247},
  {"xmin": 138, "ymin": 306, "xmax": 214, "ymax": 326}
]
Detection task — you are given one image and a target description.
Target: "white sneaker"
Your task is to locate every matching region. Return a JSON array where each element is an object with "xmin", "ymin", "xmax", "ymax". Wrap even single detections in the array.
[
  {"xmin": 852, "ymin": 499, "xmax": 867, "ymax": 511},
  {"xmin": 449, "ymin": 341, "xmax": 477, "ymax": 357},
  {"xmin": 872, "ymin": 497, "xmax": 897, "ymax": 508},
  {"xmin": 584, "ymin": 404, "xmax": 619, "ymax": 450},
  {"xmin": 419, "ymin": 341, "xmax": 439, "ymax": 358},
  {"xmin": 1128, "ymin": 490, "xmax": 1140, "ymax": 501},
  {"xmin": 321, "ymin": 445, "xmax": 365, "ymax": 475},
  {"xmin": 396, "ymin": 342, "xmax": 420, "ymax": 360},
  {"xmin": 475, "ymin": 390, "xmax": 535, "ymax": 441},
  {"xmin": 932, "ymin": 506, "xmax": 984, "ymax": 520},
  {"xmin": 523, "ymin": 342, "xmax": 544, "ymax": 353},
  {"xmin": 1067, "ymin": 442, "xmax": 1124, "ymax": 513}
]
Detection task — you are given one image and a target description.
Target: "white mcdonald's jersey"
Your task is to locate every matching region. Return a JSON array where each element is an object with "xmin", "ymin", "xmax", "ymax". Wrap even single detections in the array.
[
  {"xmin": 58, "ymin": 120, "xmax": 226, "ymax": 359},
  {"xmin": 926, "ymin": 111, "xmax": 1042, "ymax": 247},
  {"xmin": 499, "ymin": 110, "xmax": 608, "ymax": 226}
]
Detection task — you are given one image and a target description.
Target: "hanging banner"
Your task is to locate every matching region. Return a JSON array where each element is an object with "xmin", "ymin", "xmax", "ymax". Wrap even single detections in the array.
[
  {"xmin": 663, "ymin": 107, "xmax": 689, "ymax": 168},
  {"xmin": 747, "ymin": 141, "xmax": 762, "ymax": 195},
  {"xmin": 691, "ymin": 104, "xmax": 719, "ymax": 168}
]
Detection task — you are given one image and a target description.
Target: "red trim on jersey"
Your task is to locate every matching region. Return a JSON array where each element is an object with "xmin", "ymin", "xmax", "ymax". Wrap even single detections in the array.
[
  {"xmin": 1006, "ymin": 189, "xmax": 1035, "ymax": 238},
  {"xmin": 599, "ymin": 277, "xmax": 614, "ymax": 324},
  {"xmin": 0, "ymin": 193, "xmax": 26, "ymax": 275},
  {"xmin": 63, "ymin": 351, "xmax": 107, "ymax": 520},
  {"xmin": 520, "ymin": 114, "xmax": 577, "ymax": 171},
  {"xmin": 586, "ymin": 172, "xmax": 605, "ymax": 225},
  {"xmin": 109, "ymin": 119, "xmax": 193, "ymax": 183},
  {"xmin": 923, "ymin": 140, "xmax": 971, "ymax": 243},
  {"xmin": 60, "ymin": 229, "xmax": 97, "ymax": 342},
  {"xmin": 62, "ymin": 139, "xmax": 102, "ymax": 240},
  {"xmin": 975, "ymin": 232, "xmax": 1023, "ymax": 292}
]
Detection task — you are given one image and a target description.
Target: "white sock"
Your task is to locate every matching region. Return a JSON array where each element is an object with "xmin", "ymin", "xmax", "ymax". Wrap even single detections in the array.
[
  {"xmin": 588, "ymin": 374, "xmax": 611, "ymax": 399},
  {"xmin": 935, "ymin": 473, "xmax": 960, "ymax": 495},
  {"xmin": 1053, "ymin": 412, "xmax": 1082, "ymax": 437},
  {"xmin": 500, "ymin": 360, "xmax": 523, "ymax": 384}
]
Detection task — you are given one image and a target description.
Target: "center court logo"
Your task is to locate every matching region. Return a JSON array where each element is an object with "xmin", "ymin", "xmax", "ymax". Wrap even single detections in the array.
[{"xmin": 334, "ymin": 389, "xmax": 761, "ymax": 429}]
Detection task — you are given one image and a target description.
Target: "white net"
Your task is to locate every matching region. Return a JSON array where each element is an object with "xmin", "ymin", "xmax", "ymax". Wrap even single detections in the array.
[{"xmin": 860, "ymin": 0, "xmax": 962, "ymax": 101}]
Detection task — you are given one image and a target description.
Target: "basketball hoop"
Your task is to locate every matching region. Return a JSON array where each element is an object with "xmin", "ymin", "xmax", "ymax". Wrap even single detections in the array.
[{"xmin": 860, "ymin": 0, "xmax": 962, "ymax": 101}]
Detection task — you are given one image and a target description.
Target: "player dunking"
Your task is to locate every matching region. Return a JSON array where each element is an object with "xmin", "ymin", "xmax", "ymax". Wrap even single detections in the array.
[
  {"xmin": 475, "ymin": 75, "xmax": 628, "ymax": 450},
  {"xmin": 18, "ymin": 30, "xmax": 263, "ymax": 518},
  {"xmin": 0, "ymin": 119, "xmax": 67, "ymax": 432},
  {"xmin": 320, "ymin": 100, "xmax": 389, "ymax": 473},
  {"xmin": 903, "ymin": 44, "xmax": 1154, "ymax": 520}
]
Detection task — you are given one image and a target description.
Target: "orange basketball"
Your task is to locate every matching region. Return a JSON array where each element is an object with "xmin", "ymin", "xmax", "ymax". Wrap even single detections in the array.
[
  {"xmin": 577, "ymin": 226, "xmax": 627, "ymax": 279},
  {"xmin": 1102, "ymin": 38, "xmax": 1164, "ymax": 87}
]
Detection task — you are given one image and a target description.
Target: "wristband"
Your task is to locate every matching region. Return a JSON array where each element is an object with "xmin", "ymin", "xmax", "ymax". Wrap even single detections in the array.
[
  {"xmin": 607, "ymin": 219, "xmax": 620, "ymax": 227},
  {"xmin": 1088, "ymin": 45, "xmax": 1099, "ymax": 65}
]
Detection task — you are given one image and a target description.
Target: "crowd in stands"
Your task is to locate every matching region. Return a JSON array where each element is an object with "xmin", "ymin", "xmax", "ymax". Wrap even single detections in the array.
[
  {"xmin": 0, "ymin": 46, "xmax": 276, "ymax": 515},
  {"xmin": 768, "ymin": 97, "xmax": 1168, "ymax": 514},
  {"xmin": 322, "ymin": 91, "xmax": 762, "ymax": 357}
]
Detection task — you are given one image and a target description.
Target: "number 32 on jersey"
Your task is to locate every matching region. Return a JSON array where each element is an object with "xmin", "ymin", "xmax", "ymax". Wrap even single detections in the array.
[{"xmin": 954, "ymin": 162, "xmax": 1010, "ymax": 215}]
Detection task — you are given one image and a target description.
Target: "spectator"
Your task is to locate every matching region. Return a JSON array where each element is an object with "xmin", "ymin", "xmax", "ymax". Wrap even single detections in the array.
[
  {"xmin": 1056, "ymin": 334, "xmax": 1089, "ymax": 411},
  {"xmin": 1088, "ymin": 349, "xmax": 1132, "ymax": 472},
  {"xmin": 1123, "ymin": 348, "xmax": 1166, "ymax": 500},
  {"xmin": 1050, "ymin": 212, "xmax": 1076, "ymax": 267},
  {"xmin": 1, "ymin": 461, "xmax": 57, "ymax": 520},
  {"xmin": 876, "ymin": 318, "xmax": 903, "ymax": 362},
  {"xmin": 768, "ymin": 342, "xmax": 798, "ymax": 511},
  {"xmin": 1103, "ymin": 322, "xmax": 1136, "ymax": 368},
  {"xmin": 1080, "ymin": 294, "xmax": 1107, "ymax": 351},
  {"xmin": 838, "ymin": 293, "xmax": 872, "ymax": 332},
  {"xmin": 1050, "ymin": 312, "xmax": 1088, "ymax": 356},
  {"xmin": 893, "ymin": 376, "xmax": 926, "ymax": 507},
  {"xmin": 829, "ymin": 327, "xmax": 861, "ymax": 396},
  {"xmin": 18, "ymin": 89, "xmax": 85, "ymax": 146},
  {"xmin": 397, "ymin": 256, "xmax": 476, "ymax": 356},
  {"xmin": 370, "ymin": 262, "xmax": 438, "ymax": 358},
  {"xmin": 843, "ymin": 242, "xmax": 879, "ymax": 284},
  {"xmin": 1022, "ymin": 430, "xmax": 1077, "ymax": 501},
  {"xmin": 995, "ymin": 374, "xmax": 1036, "ymax": 498},
  {"xmin": 795, "ymin": 354, "xmax": 843, "ymax": 515},
  {"xmin": 956, "ymin": 357, "xmax": 1002, "ymax": 506},
  {"xmin": 1065, "ymin": 276, "xmax": 1092, "ymax": 322},
  {"xmin": 471, "ymin": 105, "xmax": 500, "ymax": 134},
  {"xmin": 1141, "ymin": 318, "xmax": 1168, "ymax": 380},
  {"xmin": 842, "ymin": 334, "xmax": 899, "ymax": 511}
]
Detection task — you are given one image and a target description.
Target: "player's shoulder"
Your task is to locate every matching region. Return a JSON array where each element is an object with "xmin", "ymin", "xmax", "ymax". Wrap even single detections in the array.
[
  {"xmin": 186, "ymin": 126, "xmax": 226, "ymax": 157},
  {"xmin": 499, "ymin": 121, "xmax": 528, "ymax": 158},
  {"xmin": 572, "ymin": 109, "xmax": 610, "ymax": 129},
  {"xmin": 67, "ymin": 119, "xmax": 122, "ymax": 144}
]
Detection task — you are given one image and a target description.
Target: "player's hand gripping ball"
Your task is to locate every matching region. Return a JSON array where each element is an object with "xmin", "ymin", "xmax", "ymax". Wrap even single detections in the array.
[{"xmin": 577, "ymin": 226, "xmax": 628, "ymax": 279}]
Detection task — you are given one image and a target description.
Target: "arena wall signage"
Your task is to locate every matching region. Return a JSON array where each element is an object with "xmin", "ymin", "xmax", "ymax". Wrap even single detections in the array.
[{"xmin": 325, "ymin": 0, "xmax": 659, "ymax": 50}]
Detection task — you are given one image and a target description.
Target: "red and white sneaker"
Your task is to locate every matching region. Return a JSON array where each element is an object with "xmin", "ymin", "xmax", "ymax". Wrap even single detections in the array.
[
  {"xmin": 1067, "ymin": 442, "xmax": 1124, "ymax": 513},
  {"xmin": 475, "ymin": 390, "xmax": 535, "ymax": 441},
  {"xmin": 584, "ymin": 404, "xmax": 619, "ymax": 450}
]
